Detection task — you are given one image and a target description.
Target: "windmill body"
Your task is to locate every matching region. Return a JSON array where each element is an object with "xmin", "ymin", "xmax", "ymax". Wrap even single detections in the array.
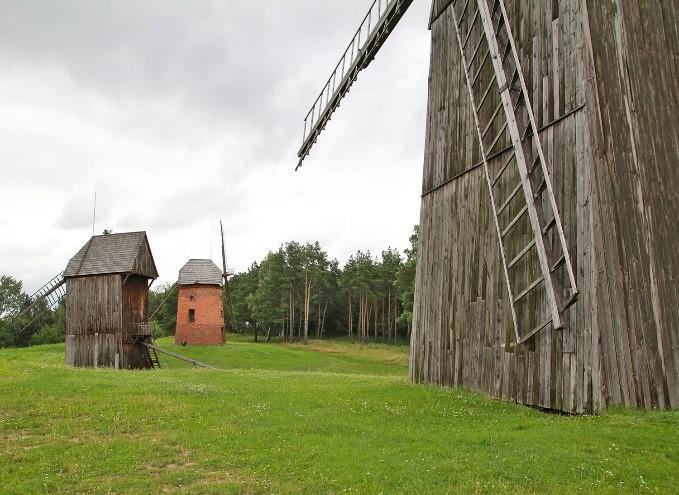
[
  {"xmin": 63, "ymin": 231, "xmax": 159, "ymax": 369},
  {"xmin": 299, "ymin": 0, "xmax": 679, "ymax": 412},
  {"xmin": 175, "ymin": 259, "xmax": 226, "ymax": 346}
]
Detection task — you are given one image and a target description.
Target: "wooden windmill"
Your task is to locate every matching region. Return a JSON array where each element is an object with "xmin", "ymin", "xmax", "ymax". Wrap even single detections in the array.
[
  {"xmin": 13, "ymin": 232, "xmax": 214, "ymax": 370},
  {"xmin": 297, "ymin": 0, "xmax": 679, "ymax": 413}
]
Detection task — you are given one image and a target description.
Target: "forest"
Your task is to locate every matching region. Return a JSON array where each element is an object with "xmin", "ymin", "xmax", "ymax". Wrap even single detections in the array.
[
  {"xmin": 0, "ymin": 226, "xmax": 418, "ymax": 348},
  {"xmin": 151, "ymin": 226, "xmax": 419, "ymax": 343}
]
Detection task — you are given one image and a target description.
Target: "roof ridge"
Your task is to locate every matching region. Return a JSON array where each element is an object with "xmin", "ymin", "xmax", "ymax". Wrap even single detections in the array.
[
  {"xmin": 63, "ymin": 231, "xmax": 157, "ymax": 279},
  {"xmin": 90, "ymin": 231, "xmax": 146, "ymax": 238}
]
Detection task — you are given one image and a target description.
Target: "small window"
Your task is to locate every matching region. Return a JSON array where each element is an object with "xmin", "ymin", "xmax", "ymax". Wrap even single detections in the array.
[
  {"xmin": 190, "ymin": 295, "xmax": 196, "ymax": 301},
  {"xmin": 189, "ymin": 309, "xmax": 195, "ymax": 322}
]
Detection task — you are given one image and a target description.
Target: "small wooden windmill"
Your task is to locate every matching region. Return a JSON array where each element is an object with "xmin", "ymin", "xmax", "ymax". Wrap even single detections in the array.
[{"xmin": 297, "ymin": 0, "xmax": 679, "ymax": 413}]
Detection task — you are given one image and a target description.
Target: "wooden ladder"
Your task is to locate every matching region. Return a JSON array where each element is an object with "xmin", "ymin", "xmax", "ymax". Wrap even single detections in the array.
[{"xmin": 449, "ymin": 0, "xmax": 578, "ymax": 343}]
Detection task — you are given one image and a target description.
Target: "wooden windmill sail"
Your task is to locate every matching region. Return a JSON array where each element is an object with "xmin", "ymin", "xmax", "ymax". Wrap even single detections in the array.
[
  {"xmin": 297, "ymin": 0, "xmax": 577, "ymax": 345},
  {"xmin": 297, "ymin": 0, "xmax": 414, "ymax": 170},
  {"xmin": 11, "ymin": 271, "xmax": 66, "ymax": 333}
]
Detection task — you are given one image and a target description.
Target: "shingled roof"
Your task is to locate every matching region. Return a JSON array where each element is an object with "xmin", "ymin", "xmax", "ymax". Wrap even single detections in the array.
[
  {"xmin": 178, "ymin": 259, "xmax": 223, "ymax": 286},
  {"xmin": 64, "ymin": 231, "xmax": 158, "ymax": 279}
]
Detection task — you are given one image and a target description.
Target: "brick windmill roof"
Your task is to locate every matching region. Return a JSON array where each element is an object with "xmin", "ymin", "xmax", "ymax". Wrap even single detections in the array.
[
  {"xmin": 64, "ymin": 231, "xmax": 158, "ymax": 279},
  {"xmin": 178, "ymin": 259, "xmax": 223, "ymax": 286}
]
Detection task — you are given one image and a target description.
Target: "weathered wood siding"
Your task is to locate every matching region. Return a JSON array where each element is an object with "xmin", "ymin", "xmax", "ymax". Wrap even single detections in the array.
[
  {"xmin": 582, "ymin": 0, "xmax": 679, "ymax": 409},
  {"xmin": 121, "ymin": 276, "xmax": 152, "ymax": 368},
  {"xmin": 65, "ymin": 275, "xmax": 123, "ymax": 368},
  {"xmin": 122, "ymin": 276, "xmax": 149, "ymax": 338},
  {"xmin": 132, "ymin": 237, "xmax": 158, "ymax": 279},
  {"xmin": 410, "ymin": 0, "xmax": 679, "ymax": 412},
  {"xmin": 65, "ymin": 274, "xmax": 153, "ymax": 369},
  {"xmin": 65, "ymin": 275, "xmax": 123, "ymax": 335}
]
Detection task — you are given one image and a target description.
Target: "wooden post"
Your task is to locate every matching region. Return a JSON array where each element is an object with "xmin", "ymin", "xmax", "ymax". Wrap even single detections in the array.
[{"xmin": 93, "ymin": 333, "xmax": 99, "ymax": 368}]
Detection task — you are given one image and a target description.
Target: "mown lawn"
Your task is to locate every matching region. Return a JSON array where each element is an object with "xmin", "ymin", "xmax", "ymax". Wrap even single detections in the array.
[{"xmin": 1, "ymin": 337, "xmax": 678, "ymax": 494}]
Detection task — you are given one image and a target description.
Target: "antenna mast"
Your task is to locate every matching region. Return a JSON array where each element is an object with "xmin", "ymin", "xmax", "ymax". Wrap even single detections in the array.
[
  {"xmin": 92, "ymin": 183, "xmax": 97, "ymax": 236},
  {"xmin": 220, "ymin": 220, "xmax": 237, "ymax": 334}
]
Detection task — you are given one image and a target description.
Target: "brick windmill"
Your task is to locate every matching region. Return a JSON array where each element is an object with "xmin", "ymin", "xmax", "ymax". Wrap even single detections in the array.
[
  {"xmin": 175, "ymin": 259, "xmax": 226, "ymax": 346},
  {"xmin": 173, "ymin": 221, "xmax": 236, "ymax": 345},
  {"xmin": 297, "ymin": 0, "xmax": 679, "ymax": 413}
]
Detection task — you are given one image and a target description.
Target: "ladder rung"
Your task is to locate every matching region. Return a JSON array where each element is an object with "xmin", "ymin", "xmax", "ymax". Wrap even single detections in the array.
[
  {"xmin": 476, "ymin": 76, "xmax": 496, "ymax": 113},
  {"xmin": 513, "ymin": 275, "xmax": 545, "ymax": 304},
  {"xmin": 561, "ymin": 290, "xmax": 579, "ymax": 313},
  {"xmin": 463, "ymin": 9, "xmax": 480, "ymax": 49},
  {"xmin": 501, "ymin": 36, "xmax": 512, "ymax": 62},
  {"xmin": 534, "ymin": 178, "xmax": 547, "ymax": 199},
  {"xmin": 498, "ymin": 182, "xmax": 522, "ymax": 214},
  {"xmin": 456, "ymin": 0, "xmax": 472, "ymax": 27},
  {"xmin": 512, "ymin": 82, "xmax": 524, "ymax": 110},
  {"xmin": 467, "ymin": 36, "xmax": 486, "ymax": 72},
  {"xmin": 492, "ymin": 152, "xmax": 514, "ymax": 186},
  {"xmin": 551, "ymin": 254, "xmax": 566, "ymax": 272},
  {"xmin": 507, "ymin": 239, "xmax": 536, "ymax": 270},
  {"xmin": 493, "ymin": 9, "xmax": 506, "ymax": 35},
  {"xmin": 542, "ymin": 216, "xmax": 557, "ymax": 235},
  {"xmin": 491, "ymin": 0, "xmax": 501, "ymax": 17},
  {"xmin": 518, "ymin": 318, "xmax": 553, "ymax": 344},
  {"xmin": 528, "ymin": 152, "xmax": 541, "ymax": 175},
  {"xmin": 482, "ymin": 100, "xmax": 504, "ymax": 138},
  {"xmin": 486, "ymin": 121, "xmax": 508, "ymax": 153},
  {"xmin": 501, "ymin": 204, "xmax": 528, "ymax": 238},
  {"xmin": 470, "ymin": 50, "xmax": 490, "ymax": 88},
  {"xmin": 522, "ymin": 118, "xmax": 532, "ymax": 140}
]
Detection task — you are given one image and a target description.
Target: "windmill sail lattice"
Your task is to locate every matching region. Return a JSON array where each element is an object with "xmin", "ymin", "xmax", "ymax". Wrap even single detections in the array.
[
  {"xmin": 449, "ymin": 0, "xmax": 578, "ymax": 342},
  {"xmin": 297, "ymin": 0, "xmax": 414, "ymax": 170},
  {"xmin": 13, "ymin": 271, "xmax": 66, "ymax": 332}
]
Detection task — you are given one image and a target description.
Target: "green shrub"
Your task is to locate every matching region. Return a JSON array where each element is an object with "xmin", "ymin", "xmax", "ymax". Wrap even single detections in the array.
[{"xmin": 28, "ymin": 324, "xmax": 63, "ymax": 345}]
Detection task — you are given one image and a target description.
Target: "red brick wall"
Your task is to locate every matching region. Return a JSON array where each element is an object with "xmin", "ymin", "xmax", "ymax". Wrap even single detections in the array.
[{"xmin": 175, "ymin": 285, "xmax": 225, "ymax": 345}]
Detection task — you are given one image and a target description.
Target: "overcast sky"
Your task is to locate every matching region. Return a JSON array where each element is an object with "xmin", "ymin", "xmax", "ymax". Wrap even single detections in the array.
[{"xmin": 0, "ymin": 0, "xmax": 432, "ymax": 292}]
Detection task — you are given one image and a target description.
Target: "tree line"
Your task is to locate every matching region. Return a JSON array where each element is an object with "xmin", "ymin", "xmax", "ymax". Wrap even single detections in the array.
[
  {"xmin": 228, "ymin": 226, "xmax": 418, "ymax": 343},
  {"xmin": 0, "ymin": 226, "xmax": 418, "ymax": 347},
  {"xmin": 150, "ymin": 226, "xmax": 419, "ymax": 344}
]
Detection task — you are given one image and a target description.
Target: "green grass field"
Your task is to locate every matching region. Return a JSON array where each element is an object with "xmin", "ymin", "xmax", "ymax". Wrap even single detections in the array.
[{"xmin": 1, "ymin": 337, "xmax": 678, "ymax": 494}]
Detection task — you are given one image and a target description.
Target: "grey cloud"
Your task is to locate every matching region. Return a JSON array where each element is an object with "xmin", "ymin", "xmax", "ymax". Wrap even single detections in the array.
[
  {"xmin": 56, "ymin": 199, "xmax": 92, "ymax": 230},
  {"xmin": 0, "ymin": 0, "xmax": 429, "ymax": 161},
  {"xmin": 114, "ymin": 180, "xmax": 246, "ymax": 234},
  {"xmin": 0, "ymin": 0, "xmax": 431, "ymax": 291}
]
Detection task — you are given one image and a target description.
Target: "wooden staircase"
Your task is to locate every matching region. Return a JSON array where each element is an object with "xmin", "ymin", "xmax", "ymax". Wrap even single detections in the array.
[{"xmin": 146, "ymin": 343, "xmax": 161, "ymax": 369}]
